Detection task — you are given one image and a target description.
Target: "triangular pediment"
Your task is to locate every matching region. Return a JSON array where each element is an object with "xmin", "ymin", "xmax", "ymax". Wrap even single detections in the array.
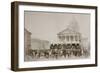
[{"xmin": 57, "ymin": 28, "xmax": 79, "ymax": 35}]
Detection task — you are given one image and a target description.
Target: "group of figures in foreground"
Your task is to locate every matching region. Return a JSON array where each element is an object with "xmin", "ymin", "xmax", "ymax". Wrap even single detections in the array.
[{"xmin": 26, "ymin": 43, "xmax": 90, "ymax": 61}]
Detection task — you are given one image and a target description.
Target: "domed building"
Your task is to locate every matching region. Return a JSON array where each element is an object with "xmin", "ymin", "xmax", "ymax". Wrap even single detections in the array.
[
  {"xmin": 49, "ymin": 18, "xmax": 83, "ymax": 57},
  {"xmin": 57, "ymin": 18, "xmax": 81, "ymax": 45}
]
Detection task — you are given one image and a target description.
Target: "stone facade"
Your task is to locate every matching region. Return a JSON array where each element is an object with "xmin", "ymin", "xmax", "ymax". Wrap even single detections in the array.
[
  {"xmin": 24, "ymin": 29, "xmax": 31, "ymax": 55},
  {"xmin": 57, "ymin": 28, "xmax": 81, "ymax": 44},
  {"xmin": 31, "ymin": 38, "xmax": 50, "ymax": 50},
  {"xmin": 57, "ymin": 19, "xmax": 81, "ymax": 44}
]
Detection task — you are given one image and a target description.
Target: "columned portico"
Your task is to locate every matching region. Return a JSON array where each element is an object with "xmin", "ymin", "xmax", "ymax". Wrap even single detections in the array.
[{"xmin": 58, "ymin": 32, "xmax": 81, "ymax": 44}]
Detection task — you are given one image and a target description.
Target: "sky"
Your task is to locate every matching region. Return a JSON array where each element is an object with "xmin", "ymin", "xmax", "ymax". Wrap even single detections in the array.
[{"xmin": 24, "ymin": 11, "xmax": 90, "ymax": 43}]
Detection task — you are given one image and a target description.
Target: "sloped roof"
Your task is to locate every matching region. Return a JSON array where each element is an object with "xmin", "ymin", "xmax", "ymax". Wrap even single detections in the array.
[
  {"xmin": 57, "ymin": 18, "xmax": 80, "ymax": 35},
  {"xmin": 57, "ymin": 28, "xmax": 80, "ymax": 35},
  {"xmin": 24, "ymin": 28, "xmax": 31, "ymax": 34}
]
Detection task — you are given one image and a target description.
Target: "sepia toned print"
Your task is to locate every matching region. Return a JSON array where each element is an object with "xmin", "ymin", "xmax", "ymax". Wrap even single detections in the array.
[
  {"xmin": 11, "ymin": 2, "xmax": 97, "ymax": 71},
  {"xmin": 24, "ymin": 11, "xmax": 90, "ymax": 61}
]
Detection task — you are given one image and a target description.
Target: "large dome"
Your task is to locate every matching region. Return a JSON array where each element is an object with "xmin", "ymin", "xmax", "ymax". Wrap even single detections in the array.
[
  {"xmin": 67, "ymin": 17, "xmax": 80, "ymax": 32},
  {"xmin": 57, "ymin": 17, "xmax": 80, "ymax": 35}
]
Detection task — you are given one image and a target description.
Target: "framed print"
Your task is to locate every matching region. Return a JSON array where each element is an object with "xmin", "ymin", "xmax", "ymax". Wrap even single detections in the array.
[{"xmin": 11, "ymin": 1, "xmax": 98, "ymax": 71}]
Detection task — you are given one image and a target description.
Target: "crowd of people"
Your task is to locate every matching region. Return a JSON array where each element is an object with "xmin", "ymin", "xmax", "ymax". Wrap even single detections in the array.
[{"xmin": 27, "ymin": 43, "xmax": 86, "ymax": 59}]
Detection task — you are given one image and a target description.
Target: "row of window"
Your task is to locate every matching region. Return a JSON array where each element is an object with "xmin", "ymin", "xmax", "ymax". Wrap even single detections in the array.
[{"xmin": 58, "ymin": 35, "xmax": 80, "ymax": 41}]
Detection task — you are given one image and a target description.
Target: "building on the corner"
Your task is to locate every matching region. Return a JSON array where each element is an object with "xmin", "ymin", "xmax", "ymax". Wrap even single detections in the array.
[{"xmin": 24, "ymin": 28, "xmax": 31, "ymax": 55}]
